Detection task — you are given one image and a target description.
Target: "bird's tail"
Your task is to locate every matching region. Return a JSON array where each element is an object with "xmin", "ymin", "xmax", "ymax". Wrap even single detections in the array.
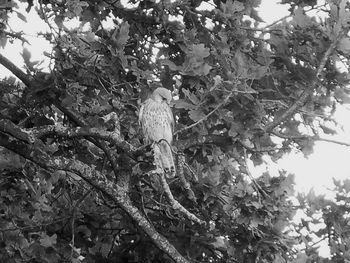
[{"xmin": 154, "ymin": 140, "xmax": 175, "ymax": 178}]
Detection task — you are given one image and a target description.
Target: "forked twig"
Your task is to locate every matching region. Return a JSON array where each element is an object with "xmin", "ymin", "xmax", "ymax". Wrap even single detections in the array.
[
  {"xmin": 174, "ymin": 87, "xmax": 237, "ymax": 136},
  {"xmin": 243, "ymin": 149, "xmax": 268, "ymax": 199}
]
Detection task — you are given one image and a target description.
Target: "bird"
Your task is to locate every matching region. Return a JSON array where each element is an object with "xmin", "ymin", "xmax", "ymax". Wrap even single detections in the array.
[{"xmin": 139, "ymin": 87, "xmax": 176, "ymax": 178}]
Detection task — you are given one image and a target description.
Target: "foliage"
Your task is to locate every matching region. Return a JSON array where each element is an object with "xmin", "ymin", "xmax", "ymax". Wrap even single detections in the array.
[
  {"xmin": 293, "ymin": 179, "xmax": 350, "ymax": 263},
  {"xmin": 0, "ymin": 0, "xmax": 350, "ymax": 262}
]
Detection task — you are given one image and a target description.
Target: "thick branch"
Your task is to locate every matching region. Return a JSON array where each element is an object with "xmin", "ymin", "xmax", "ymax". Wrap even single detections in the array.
[
  {"xmin": 0, "ymin": 130, "xmax": 190, "ymax": 263},
  {"xmin": 30, "ymin": 124, "xmax": 136, "ymax": 152},
  {"xmin": 158, "ymin": 170, "xmax": 205, "ymax": 225},
  {"xmin": 52, "ymin": 104, "xmax": 126, "ymax": 178},
  {"xmin": 0, "ymin": 119, "xmax": 33, "ymax": 143},
  {"xmin": 264, "ymin": 32, "xmax": 345, "ymax": 132},
  {"xmin": 0, "ymin": 53, "xmax": 33, "ymax": 87}
]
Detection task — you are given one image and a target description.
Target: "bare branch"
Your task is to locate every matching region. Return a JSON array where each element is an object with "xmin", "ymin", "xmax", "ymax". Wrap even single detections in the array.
[
  {"xmin": 30, "ymin": 123, "xmax": 136, "ymax": 152},
  {"xmin": 316, "ymin": 137, "xmax": 350, "ymax": 147},
  {"xmin": 177, "ymin": 153, "xmax": 197, "ymax": 203},
  {"xmin": 271, "ymin": 131, "xmax": 350, "ymax": 147},
  {"xmin": 0, "ymin": 119, "xmax": 33, "ymax": 143},
  {"xmin": 0, "ymin": 53, "xmax": 33, "ymax": 87},
  {"xmin": 157, "ymin": 170, "xmax": 205, "ymax": 225}
]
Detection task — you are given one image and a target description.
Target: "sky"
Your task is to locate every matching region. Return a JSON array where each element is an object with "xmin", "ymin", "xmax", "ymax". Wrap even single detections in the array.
[{"xmin": 1, "ymin": 0, "xmax": 350, "ymax": 197}]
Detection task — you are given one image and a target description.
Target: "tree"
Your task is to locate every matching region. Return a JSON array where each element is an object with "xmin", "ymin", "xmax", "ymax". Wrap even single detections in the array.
[{"xmin": 0, "ymin": 0, "xmax": 350, "ymax": 262}]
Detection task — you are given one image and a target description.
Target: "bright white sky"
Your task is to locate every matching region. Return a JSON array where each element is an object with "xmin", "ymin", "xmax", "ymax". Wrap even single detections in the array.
[{"xmin": 1, "ymin": 0, "xmax": 349, "ymax": 198}]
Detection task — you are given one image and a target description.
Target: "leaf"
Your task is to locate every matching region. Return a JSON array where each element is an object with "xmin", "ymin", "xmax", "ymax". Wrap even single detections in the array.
[
  {"xmin": 211, "ymin": 75, "xmax": 222, "ymax": 91},
  {"xmin": 173, "ymin": 99, "xmax": 196, "ymax": 110},
  {"xmin": 161, "ymin": 59, "xmax": 179, "ymax": 71},
  {"xmin": 293, "ymin": 8, "xmax": 314, "ymax": 27},
  {"xmin": 319, "ymin": 124, "xmax": 336, "ymax": 135},
  {"xmin": 101, "ymin": 242, "xmax": 111, "ymax": 258},
  {"xmin": 0, "ymin": 33, "xmax": 7, "ymax": 48},
  {"xmin": 211, "ymin": 237, "xmax": 226, "ymax": 249},
  {"xmin": 182, "ymin": 88, "xmax": 200, "ymax": 105},
  {"xmin": 16, "ymin": 11, "xmax": 27, "ymax": 22},
  {"xmin": 191, "ymin": 43, "xmax": 210, "ymax": 59},
  {"xmin": 342, "ymin": 179, "xmax": 350, "ymax": 193},
  {"xmin": 67, "ymin": 0, "xmax": 89, "ymax": 17},
  {"xmin": 221, "ymin": 0, "xmax": 244, "ymax": 15},
  {"xmin": 337, "ymin": 38, "xmax": 350, "ymax": 54},
  {"xmin": 277, "ymin": 174, "xmax": 295, "ymax": 196},
  {"xmin": 21, "ymin": 47, "xmax": 39, "ymax": 71},
  {"xmin": 54, "ymin": 15, "xmax": 64, "ymax": 28},
  {"xmin": 300, "ymin": 138, "xmax": 315, "ymax": 156},
  {"xmin": 189, "ymin": 109, "xmax": 206, "ymax": 122},
  {"xmin": 114, "ymin": 22, "xmax": 130, "ymax": 50},
  {"xmin": 21, "ymin": 48, "xmax": 32, "ymax": 65},
  {"xmin": 40, "ymin": 233, "xmax": 57, "ymax": 248},
  {"xmin": 338, "ymin": 0, "xmax": 350, "ymax": 27},
  {"xmin": 228, "ymin": 123, "xmax": 239, "ymax": 137},
  {"xmin": 191, "ymin": 63, "xmax": 212, "ymax": 76},
  {"xmin": 294, "ymin": 253, "xmax": 308, "ymax": 263},
  {"xmin": 334, "ymin": 87, "xmax": 350, "ymax": 103},
  {"xmin": 250, "ymin": 65, "xmax": 268, "ymax": 79}
]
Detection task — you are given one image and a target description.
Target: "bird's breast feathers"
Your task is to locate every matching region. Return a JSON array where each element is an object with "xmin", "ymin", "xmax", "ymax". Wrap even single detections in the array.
[{"xmin": 139, "ymin": 99, "xmax": 173, "ymax": 143}]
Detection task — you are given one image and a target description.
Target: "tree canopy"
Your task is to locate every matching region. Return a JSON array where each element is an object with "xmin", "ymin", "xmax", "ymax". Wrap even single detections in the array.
[{"xmin": 1, "ymin": 0, "xmax": 350, "ymax": 262}]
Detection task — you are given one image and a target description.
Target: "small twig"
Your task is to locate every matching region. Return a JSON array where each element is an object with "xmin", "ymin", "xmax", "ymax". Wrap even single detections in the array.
[
  {"xmin": 0, "ymin": 216, "xmax": 72, "ymax": 233},
  {"xmin": 177, "ymin": 154, "xmax": 197, "ymax": 202},
  {"xmin": 174, "ymin": 88, "xmax": 236, "ymax": 136},
  {"xmin": 316, "ymin": 137, "xmax": 350, "ymax": 147},
  {"xmin": 243, "ymin": 149, "xmax": 268, "ymax": 199},
  {"xmin": 70, "ymin": 210, "xmax": 76, "ymax": 260},
  {"xmin": 183, "ymin": 162, "xmax": 199, "ymax": 183},
  {"xmin": 271, "ymin": 131, "xmax": 350, "ymax": 147},
  {"xmin": 3, "ymin": 31, "xmax": 29, "ymax": 44},
  {"xmin": 70, "ymin": 189, "xmax": 92, "ymax": 259}
]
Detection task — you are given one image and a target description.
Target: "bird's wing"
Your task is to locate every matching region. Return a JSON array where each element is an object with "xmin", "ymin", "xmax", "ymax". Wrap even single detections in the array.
[
  {"xmin": 165, "ymin": 103, "xmax": 174, "ymax": 132},
  {"xmin": 138, "ymin": 101, "xmax": 145, "ymax": 126}
]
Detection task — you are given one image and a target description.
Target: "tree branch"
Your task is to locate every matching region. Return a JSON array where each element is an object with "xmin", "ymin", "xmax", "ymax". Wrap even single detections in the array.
[
  {"xmin": 271, "ymin": 131, "xmax": 350, "ymax": 147},
  {"xmin": 157, "ymin": 169, "xmax": 205, "ymax": 225},
  {"xmin": 0, "ymin": 128, "xmax": 190, "ymax": 263},
  {"xmin": 177, "ymin": 153, "xmax": 197, "ymax": 202},
  {"xmin": 0, "ymin": 53, "xmax": 33, "ymax": 87},
  {"xmin": 264, "ymin": 32, "xmax": 345, "ymax": 132},
  {"xmin": 30, "ymin": 123, "xmax": 136, "ymax": 152},
  {"xmin": 174, "ymin": 88, "xmax": 236, "ymax": 136},
  {"xmin": 0, "ymin": 119, "xmax": 33, "ymax": 143}
]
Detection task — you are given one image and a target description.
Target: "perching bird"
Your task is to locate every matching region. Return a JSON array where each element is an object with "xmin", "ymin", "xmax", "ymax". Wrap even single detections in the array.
[{"xmin": 139, "ymin": 87, "xmax": 176, "ymax": 178}]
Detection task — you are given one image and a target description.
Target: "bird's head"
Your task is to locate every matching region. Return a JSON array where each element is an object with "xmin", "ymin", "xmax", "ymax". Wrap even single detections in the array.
[{"xmin": 152, "ymin": 87, "xmax": 172, "ymax": 104}]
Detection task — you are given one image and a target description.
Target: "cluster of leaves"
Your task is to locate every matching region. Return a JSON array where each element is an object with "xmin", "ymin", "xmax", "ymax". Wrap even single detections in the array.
[
  {"xmin": 1, "ymin": 0, "xmax": 350, "ymax": 262},
  {"xmin": 293, "ymin": 179, "xmax": 350, "ymax": 262}
]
